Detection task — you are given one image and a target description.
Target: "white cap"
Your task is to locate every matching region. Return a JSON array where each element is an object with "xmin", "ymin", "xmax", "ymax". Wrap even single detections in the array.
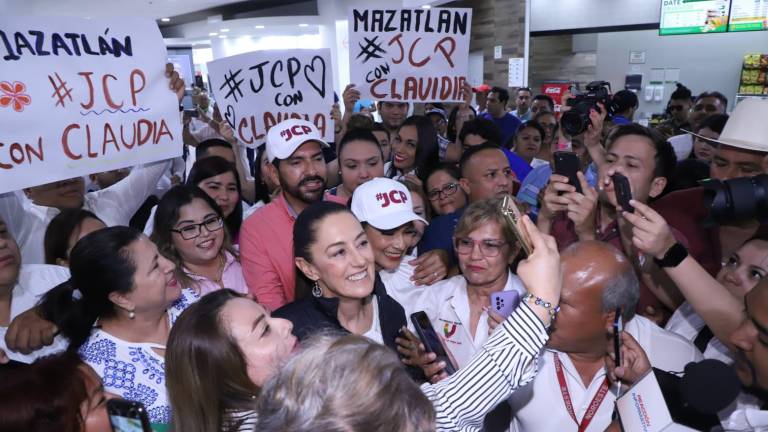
[
  {"xmin": 350, "ymin": 178, "xmax": 428, "ymax": 230},
  {"xmin": 266, "ymin": 119, "xmax": 329, "ymax": 163}
]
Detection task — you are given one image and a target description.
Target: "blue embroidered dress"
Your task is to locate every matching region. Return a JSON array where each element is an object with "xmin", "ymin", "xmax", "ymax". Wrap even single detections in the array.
[{"xmin": 79, "ymin": 288, "xmax": 199, "ymax": 424}]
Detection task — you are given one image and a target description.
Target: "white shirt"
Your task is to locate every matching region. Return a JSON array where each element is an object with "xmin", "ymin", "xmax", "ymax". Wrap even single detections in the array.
[
  {"xmin": 0, "ymin": 160, "xmax": 170, "ymax": 265},
  {"xmin": 188, "ymin": 117, "xmax": 222, "ymax": 143},
  {"xmin": 380, "ymin": 251, "xmax": 419, "ymax": 311},
  {"xmin": 508, "ymin": 315, "xmax": 702, "ymax": 432},
  {"xmin": 410, "ymin": 271, "xmax": 527, "ymax": 369},
  {"xmin": 0, "ymin": 264, "xmax": 70, "ymax": 363},
  {"xmin": 666, "ymin": 301, "xmax": 733, "ymax": 364},
  {"xmin": 362, "ymin": 296, "xmax": 384, "ymax": 345}
]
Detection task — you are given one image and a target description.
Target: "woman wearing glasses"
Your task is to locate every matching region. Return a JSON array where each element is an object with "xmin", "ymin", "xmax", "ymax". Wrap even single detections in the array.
[
  {"xmin": 151, "ymin": 185, "xmax": 249, "ymax": 296},
  {"xmin": 425, "ymin": 164, "xmax": 468, "ymax": 216},
  {"xmin": 398, "ymin": 198, "xmax": 528, "ymax": 382}
]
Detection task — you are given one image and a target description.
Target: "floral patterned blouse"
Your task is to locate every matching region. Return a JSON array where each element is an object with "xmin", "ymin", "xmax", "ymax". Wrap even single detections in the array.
[{"xmin": 79, "ymin": 288, "xmax": 200, "ymax": 424}]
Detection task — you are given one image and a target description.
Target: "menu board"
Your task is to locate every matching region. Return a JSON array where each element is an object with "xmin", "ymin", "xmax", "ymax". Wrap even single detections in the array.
[
  {"xmin": 729, "ymin": 0, "xmax": 768, "ymax": 31},
  {"xmin": 660, "ymin": 0, "xmax": 731, "ymax": 35}
]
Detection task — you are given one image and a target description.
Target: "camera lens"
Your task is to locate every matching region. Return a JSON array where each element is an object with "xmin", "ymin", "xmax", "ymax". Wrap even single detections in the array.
[
  {"xmin": 702, "ymin": 174, "xmax": 768, "ymax": 224},
  {"xmin": 560, "ymin": 110, "xmax": 589, "ymax": 136}
]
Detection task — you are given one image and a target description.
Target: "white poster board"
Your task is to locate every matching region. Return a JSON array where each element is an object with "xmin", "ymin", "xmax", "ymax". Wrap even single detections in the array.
[
  {"xmin": 207, "ymin": 49, "xmax": 334, "ymax": 148},
  {"xmin": 348, "ymin": 8, "xmax": 472, "ymax": 103},
  {"xmin": 0, "ymin": 16, "xmax": 183, "ymax": 194}
]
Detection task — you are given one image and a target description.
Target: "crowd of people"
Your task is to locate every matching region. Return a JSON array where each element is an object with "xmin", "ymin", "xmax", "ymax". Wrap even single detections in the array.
[{"xmin": 1, "ymin": 56, "xmax": 768, "ymax": 432}]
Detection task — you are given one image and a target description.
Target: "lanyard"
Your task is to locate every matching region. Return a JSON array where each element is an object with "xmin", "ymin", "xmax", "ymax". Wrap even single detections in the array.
[{"xmin": 553, "ymin": 353, "xmax": 610, "ymax": 432}]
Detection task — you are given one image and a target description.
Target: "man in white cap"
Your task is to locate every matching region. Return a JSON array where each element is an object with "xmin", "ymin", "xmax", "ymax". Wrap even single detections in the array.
[
  {"xmin": 653, "ymin": 98, "xmax": 768, "ymax": 279},
  {"xmin": 240, "ymin": 118, "xmax": 341, "ymax": 311}
]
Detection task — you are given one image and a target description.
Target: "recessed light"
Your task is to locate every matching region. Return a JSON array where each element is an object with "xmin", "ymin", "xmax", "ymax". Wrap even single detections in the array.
[
  {"xmin": 299, "ymin": 23, "xmax": 309, "ymax": 27},
  {"xmin": 220, "ymin": 28, "xmax": 230, "ymax": 32},
  {"xmin": 421, "ymin": 5, "xmax": 431, "ymax": 8},
  {"xmin": 209, "ymin": 32, "xmax": 218, "ymax": 36},
  {"xmin": 219, "ymin": 35, "xmax": 227, "ymax": 38},
  {"xmin": 161, "ymin": 17, "xmax": 170, "ymax": 22},
  {"xmin": 254, "ymin": 25, "xmax": 265, "ymax": 29}
]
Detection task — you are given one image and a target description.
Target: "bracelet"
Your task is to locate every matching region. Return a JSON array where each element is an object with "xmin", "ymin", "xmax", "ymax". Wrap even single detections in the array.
[{"xmin": 522, "ymin": 293, "xmax": 560, "ymax": 324}]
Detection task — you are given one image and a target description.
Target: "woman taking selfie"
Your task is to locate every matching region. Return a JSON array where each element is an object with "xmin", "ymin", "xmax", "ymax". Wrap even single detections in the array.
[
  {"xmin": 326, "ymin": 129, "xmax": 386, "ymax": 204},
  {"xmin": 39, "ymin": 226, "xmax": 198, "ymax": 424},
  {"xmin": 151, "ymin": 185, "xmax": 249, "ymax": 296}
]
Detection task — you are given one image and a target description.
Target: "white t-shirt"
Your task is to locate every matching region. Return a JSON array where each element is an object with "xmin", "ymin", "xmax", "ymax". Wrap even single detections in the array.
[
  {"xmin": 508, "ymin": 315, "xmax": 702, "ymax": 432},
  {"xmin": 665, "ymin": 301, "xmax": 733, "ymax": 364},
  {"xmin": 362, "ymin": 295, "xmax": 384, "ymax": 345},
  {"xmin": 0, "ymin": 264, "xmax": 71, "ymax": 363}
]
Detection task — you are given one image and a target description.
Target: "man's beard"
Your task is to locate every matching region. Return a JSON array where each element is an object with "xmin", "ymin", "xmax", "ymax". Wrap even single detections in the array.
[{"xmin": 282, "ymin": 175, "xmax": 325, "ymax": 205}]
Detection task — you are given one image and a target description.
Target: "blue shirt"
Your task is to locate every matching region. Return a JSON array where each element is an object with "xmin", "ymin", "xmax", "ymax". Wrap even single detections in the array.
[
  {"xmin": 612, "ymin": 115, "xmax": 632, "ymax": 126},
  {"xmin": 418, "ymin": 207, "xmax": 466, "ymax": 266},
  {"xmin": 481, "ymin": 112, "xmax": 522, "ymax": 146}
]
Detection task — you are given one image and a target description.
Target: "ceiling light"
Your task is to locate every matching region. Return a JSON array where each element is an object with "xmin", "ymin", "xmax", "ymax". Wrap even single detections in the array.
[
  {"xmin": 220, "ymin": 28, "xmax": 230, "ymax": 32},
  {"xmin": 219, "ymin": 35, "xmax": 228, "ymax": 38},
  {"xmin": 299, "ymin": 23, "xmax": 309, "ymax": 27},
  {"xmin": 421, "ymin": 5, "xmax": 431, "ymax": 8},
  {"xmin": 254, "ymin": 25, "xmax": 265, "ymax": 29},
  {"xmin": 209, "ymin": 32, "xmax": 218, "ymax": 36},
  {"xmin": 161, "ymin": 17, "xmax": 170, "ymax": 22}
]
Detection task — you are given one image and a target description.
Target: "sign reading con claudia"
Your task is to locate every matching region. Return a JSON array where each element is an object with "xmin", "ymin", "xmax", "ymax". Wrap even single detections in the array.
[
  {"xmin": 349, "ymin": 8, "xmax": 472, "ymax": 103},
  {"xmin": 207, "ymin": 49, "xmax": 334, "ymax": 148},
  {"xmin": 0, "ymin": 16, "xmax": 182, "ymax": 194}
]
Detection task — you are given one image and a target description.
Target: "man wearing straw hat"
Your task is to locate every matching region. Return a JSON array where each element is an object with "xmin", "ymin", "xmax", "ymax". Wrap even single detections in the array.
[{"xmin": 653, "ymin": 98, "xmax": 768, "ymax": 281}]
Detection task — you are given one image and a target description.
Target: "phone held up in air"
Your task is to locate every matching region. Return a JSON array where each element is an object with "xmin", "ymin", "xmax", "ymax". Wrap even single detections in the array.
[
  {"xmin": 500, "ymin": 195, "xmax": 533, "ymax": 258},
  {"xmin": 553, "ymin": 151, "xmax": 583, "ymax": 194},
  {"xmin": 491, "ymin": 291, "xmax": 521, "ymax": 319},
  {"xmin": 410, "ymin": 311, "xmax": 457, "ymax": 375},
  {"xmin": 613, "ymin": 307, "xmax": 624, "ymax": 368},
  {"xmin": 611, "ymin": 173, "xmax": 634, "ymax": 213},
  {"xmin": 107, "ymin": 399, "xmax": 153, "ymax": 432}
]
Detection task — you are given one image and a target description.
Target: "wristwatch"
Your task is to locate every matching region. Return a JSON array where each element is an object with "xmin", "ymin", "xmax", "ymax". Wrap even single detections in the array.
[{"xmin": 653, "ymin": 242, "xmax": 688, "ymax": 268}]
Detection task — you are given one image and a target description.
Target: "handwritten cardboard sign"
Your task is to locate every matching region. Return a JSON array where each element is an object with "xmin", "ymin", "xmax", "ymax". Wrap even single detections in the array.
[
  {"xmin": 207, "ymin": 49, "xmax": 334, "ymax": 148},
  {"xmin": 0, "ymin": 16, "xmax": 182, "ymax": 194},
  {"xmin": 349, "ymin": 8, "xmax": 472, "ymax": 103}
]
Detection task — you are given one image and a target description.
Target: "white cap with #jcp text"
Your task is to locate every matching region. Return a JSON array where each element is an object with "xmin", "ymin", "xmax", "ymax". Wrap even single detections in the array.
[
  {"xmin": 266, "ymin": 118, "xmax": 329, "ymax": 163},
  {"xmin": 351, "ymin": 177, "xmax": 428, "ymax": 230}
]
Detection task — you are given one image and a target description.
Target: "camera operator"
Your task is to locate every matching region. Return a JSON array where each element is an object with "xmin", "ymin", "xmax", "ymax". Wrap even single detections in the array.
[{"xmin": 652, "ymin": 99, "xmax": 768, "ymax": 279}]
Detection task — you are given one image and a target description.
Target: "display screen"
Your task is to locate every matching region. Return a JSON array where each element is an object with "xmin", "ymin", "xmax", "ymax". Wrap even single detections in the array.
[
  {"xmin": 660, "ymin": 0, "xmax": 731, "ymax": 35},
  {"xmin": 728, "ymin": 0, "xmax": 768, "ymax": 31}
]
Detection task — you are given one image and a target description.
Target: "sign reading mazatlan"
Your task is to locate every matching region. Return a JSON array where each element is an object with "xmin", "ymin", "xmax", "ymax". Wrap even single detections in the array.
[
  {"xmin": 207, "ymin": 49, "xmax": 334, "ymax": 148},
  {"xmin": 0, "ymin": 16, "xmax": 182, "ymax": 194},
  {"xmin": 348, "ymin": 8, "xmax": 472, "ymax": 103}
]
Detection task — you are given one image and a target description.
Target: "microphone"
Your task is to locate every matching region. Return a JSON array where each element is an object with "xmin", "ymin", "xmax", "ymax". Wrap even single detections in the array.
[{"xmin": 680, "ymin": 359, "xmax": 742, "ymax": 414}]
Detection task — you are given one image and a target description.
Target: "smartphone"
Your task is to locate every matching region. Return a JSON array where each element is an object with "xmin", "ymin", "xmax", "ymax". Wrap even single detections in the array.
[
  {"xmin": 491, "ymin": 291, "xmax": 520, "ymax": 319},
  {"xmin": 553, "ymin": 151, "xmax": 583, "ymax": 194},
  {"xmin": 500, "ymin": 195, "xmax": 533, "ymax": 257},
  {"xmin": 107, "ymin": 399, "xmax": 153, "ymax": 432},
  {"xmin": 613, "ymin": 307, "xmax": 624, "ymax": 368},
  {"xmin": 410, "ymin": 311, "xmax": 457, "ymax": 375},
  {"xmin": 183, "ymin": 109, "xmax": 199, "ymax": 119},
  {"xmin": 611, "ymin": 173, "xmax": 634, "ymax": 213}
]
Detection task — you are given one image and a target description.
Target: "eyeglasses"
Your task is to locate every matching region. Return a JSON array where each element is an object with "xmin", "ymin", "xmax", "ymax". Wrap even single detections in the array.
[
  {"xmin": 427, "ymin": 183, "xmax": 459, "ymax": 201},
  {"xmin": 454, "ymin": 238, "xmax": 508, "ymax": 257},
  {"xmin": 171, "ymin": 216, "xmax": 224, "ymax": 240}
]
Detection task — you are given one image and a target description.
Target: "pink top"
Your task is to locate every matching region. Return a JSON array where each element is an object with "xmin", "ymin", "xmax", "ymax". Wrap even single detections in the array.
[
  {"xmin": 240, "ymin": 194, "xmax": 298, "ymax": 311},
  {"xmin": 184, "ymin": 251, "xmax": 249, "ymax": 296}
]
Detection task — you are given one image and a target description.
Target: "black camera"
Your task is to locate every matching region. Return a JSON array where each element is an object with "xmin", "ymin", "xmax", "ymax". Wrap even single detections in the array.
[
  {"xmin": 702, "ymin": 174, "xmax": 768, "ymax": 225},
  {"xmin": 560, "ymin": 81, "xmax": 615, "ymax": 136}
]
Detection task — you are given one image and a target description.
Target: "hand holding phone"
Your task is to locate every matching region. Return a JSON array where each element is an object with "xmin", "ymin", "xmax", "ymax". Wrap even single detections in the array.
[
  {"xmin": 500, "ymin": 195, "xmax": 533, "ymax": 257},
  {"xmin": 410, "ymin": 312, "xmax": 457, "ymax": 375},
  {"xmin": 611, "ymin": 173, "xmax": 634, "ymax": 213},
  {"xmin": 107, "ymin": 399, "xmax": 153, "ymax": 432},
  {"xmin": 491, "ymin": 291, "xmax": 521, "ymax": 319},
  {"xmin": 553, "ymin": 151, "xmax": 583, "ymax": 194}
]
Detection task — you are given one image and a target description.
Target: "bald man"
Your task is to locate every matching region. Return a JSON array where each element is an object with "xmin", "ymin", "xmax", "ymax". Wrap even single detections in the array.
[{"xmin": 507, "ymin": 241, "xmax": 700, "ymax": 432}]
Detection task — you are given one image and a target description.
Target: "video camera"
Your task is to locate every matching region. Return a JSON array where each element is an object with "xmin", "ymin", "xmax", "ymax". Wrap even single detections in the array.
[
  {"xmin": 702, "ymin": 174, "xmax": 768, "ymax": 225},
  {"xmin": 560, "ymin": 81, "xmax": 616, "ymax": 136}
]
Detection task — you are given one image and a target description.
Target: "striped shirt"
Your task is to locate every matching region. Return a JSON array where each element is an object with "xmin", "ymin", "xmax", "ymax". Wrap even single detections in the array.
[{"xmin": 422, "ymin": 302, "xmax": 549, "ymax": 432}]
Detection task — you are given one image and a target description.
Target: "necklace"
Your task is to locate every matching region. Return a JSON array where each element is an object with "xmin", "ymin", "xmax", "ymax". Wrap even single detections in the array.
[{"xmin": 212, "ymin": 253, "xmax": 226, "ymax": 285}]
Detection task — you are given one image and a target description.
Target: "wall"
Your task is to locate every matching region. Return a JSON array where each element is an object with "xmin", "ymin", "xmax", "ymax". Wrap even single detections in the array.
[
  {"xmin": 531, "ymin": 0, "xmax": 660, "ymax": 33},
  {"xmin": 596, "ymin": 29, "xmax": 767, "ymax": 118},
  {"xmin": 529, "ymin": 34, "xmax": 597, "ymax": 94}
]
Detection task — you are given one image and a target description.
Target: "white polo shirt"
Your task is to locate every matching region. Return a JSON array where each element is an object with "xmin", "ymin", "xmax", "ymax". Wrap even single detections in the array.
[
  {"xmin": 666, "ymin": 301, "xmax": 733, "ymax": 364},
  {"xmin": 0, "ymin": 264, "xmax": 71, "ymax": 363},
  {"xmin": 0, "ymin": 160, "xmax": 169, "ymax": 265},
  {"xmin": 508, "ymin": 315, "xmax": 702, "ymax": 432},
  {"xmin": 408, "ymin": 271, "xmax": 527, "ymax": 369}
]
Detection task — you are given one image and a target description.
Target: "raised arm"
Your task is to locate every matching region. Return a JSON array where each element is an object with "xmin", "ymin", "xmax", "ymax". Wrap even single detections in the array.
[{"xmin": 623, "ymin": 200, "xmax": 744, "ymax": 346}]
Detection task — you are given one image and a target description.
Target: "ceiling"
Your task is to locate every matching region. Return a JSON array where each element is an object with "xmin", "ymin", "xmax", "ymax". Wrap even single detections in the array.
[{"xmin": 6, "ymin": 0, "xmax": 253, "ymax": 19}]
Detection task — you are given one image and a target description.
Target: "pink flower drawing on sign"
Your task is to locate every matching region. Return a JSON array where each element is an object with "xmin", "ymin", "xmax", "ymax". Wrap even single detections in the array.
[{"xmin": 0, "ymin": 81, "xmax": 32, "ymax": 112}]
